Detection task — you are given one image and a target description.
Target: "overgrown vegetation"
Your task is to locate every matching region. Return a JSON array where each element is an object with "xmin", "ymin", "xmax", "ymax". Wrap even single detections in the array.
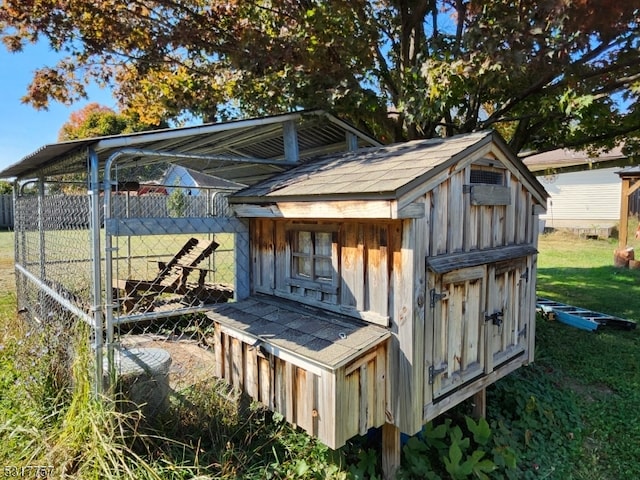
[{"xmin": 1, "ymin": 229, "xmax": 640, "ymax": 478}]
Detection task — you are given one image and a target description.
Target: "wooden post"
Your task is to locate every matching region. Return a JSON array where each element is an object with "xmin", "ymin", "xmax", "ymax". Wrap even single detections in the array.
[
  {"xmin": 619, "ymin": 177, "xmax": 631, "ymax": 249},
  {"xmin": 471, "ymin": 387, "xmax": 486, "ymax": 420},
  {"xmin": 382, "ymin": 422, "xmax": 400, "ymax": 480}
]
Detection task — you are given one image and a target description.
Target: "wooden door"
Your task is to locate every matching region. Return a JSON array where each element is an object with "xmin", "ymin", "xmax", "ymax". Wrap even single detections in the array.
[
  {"xmin": 486, "ymin": 259, "xmax": 530, "ymax": 369},
  {"xmin": 430, "ymin": 266, "xmax": 487, "ymax": 399}
]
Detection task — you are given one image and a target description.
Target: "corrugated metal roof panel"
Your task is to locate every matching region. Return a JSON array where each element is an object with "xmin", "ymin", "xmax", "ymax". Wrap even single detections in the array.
[{"xmin": 0, "ymin": 110, "xmax": 381, "ymax": 184}]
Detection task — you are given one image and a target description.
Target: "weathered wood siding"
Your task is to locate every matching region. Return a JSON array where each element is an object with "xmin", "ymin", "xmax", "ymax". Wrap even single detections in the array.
[
  {"xmin": 251, "ymin": 219, "xmax": 397, "ymax": 326},
  {"xmin": 212, "ymin": 322, "xmax": 387, "ymax": 448},
  {"xmin": 244, "ymin": 153, "xmax": 544, "ymax": 441},
  {"xmin": 417, "ymin": 158, "xmax": 542, "ymax": 434}
]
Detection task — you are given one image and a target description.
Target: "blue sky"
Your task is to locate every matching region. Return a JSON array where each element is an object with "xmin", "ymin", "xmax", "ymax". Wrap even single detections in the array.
[{"xmin": 0, "ymin": 42, "xmax": 115, "ymax": 173}]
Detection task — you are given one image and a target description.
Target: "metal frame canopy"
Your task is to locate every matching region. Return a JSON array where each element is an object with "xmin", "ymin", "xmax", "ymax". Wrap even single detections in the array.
[{"xmin": 0, "ymin": 110, "xmax": 381, "ymax": 184}]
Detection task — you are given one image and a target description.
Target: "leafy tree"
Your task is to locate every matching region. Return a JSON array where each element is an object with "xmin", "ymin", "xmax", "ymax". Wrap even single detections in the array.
[
  {"xmin": 1, "ymin": 1, "xmax": 639, "ymax": 155},
  {"xmin": 57, "ymin": 103, "xmax": 155, "ymax": 141},
  {"xmin": 54, "ymin": 104, "xmax": 167, "ymax": 192},
  {"xmin": 0, "ymin": 181, "xmax": 13, "ymax": 195}
]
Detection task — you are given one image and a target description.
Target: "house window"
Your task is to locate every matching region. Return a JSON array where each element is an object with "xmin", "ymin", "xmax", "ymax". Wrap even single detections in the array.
[{"xmin": 292, "ymin": 230, "xmax": 334, "ymax": 284}]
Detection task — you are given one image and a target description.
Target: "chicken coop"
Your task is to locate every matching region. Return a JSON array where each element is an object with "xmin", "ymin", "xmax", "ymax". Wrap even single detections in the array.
[{"xmin": 2, "ymin": 111, "xmax": 547, "ymax": 478}]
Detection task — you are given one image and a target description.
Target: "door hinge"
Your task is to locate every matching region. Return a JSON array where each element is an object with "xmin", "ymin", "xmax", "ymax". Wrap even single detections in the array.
[
  {"xmin": 428, "ymin": 363, "xmax": 448, "ymax": 384},
  {"xmin": 430, "ymin": 288, "xmax": 446, "ymax": 308},
  {"xmin": 485, "ymin": 310, "xmax": 504, "ymax": 327}
]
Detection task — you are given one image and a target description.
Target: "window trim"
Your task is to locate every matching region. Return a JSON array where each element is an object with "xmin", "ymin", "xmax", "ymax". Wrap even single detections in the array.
[{"xmin": 286, "ymin": 224, "xmax": 340, "ymax": 294}]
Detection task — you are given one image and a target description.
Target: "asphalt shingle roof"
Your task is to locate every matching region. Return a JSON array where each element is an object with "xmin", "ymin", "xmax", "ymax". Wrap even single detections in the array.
[{"xmin": 232, "ymin": 131, "xmax": 494, "ymax": 201}]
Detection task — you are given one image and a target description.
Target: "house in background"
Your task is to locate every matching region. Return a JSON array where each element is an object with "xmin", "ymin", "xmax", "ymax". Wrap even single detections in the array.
[
  {"xmin": 162, "ymin": 165, "xmax": 246, "ymax": 217},
  {"xmin": 524, "ymin": 146, "xmax": 636, "ymax": 237},
  {"xmin": 163, "ymin": 165, "xmax": 245, "ymax": 196}
]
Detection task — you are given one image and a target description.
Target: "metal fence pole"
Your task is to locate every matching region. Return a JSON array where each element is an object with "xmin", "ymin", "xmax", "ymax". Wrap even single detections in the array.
[{"xmin": 89, "ymin": 148, "xmax": 105, "ymax": 395}]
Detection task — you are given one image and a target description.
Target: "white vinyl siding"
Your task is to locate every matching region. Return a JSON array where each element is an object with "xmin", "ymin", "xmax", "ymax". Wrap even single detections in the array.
[{"xmin": 540, "ymin": 167, "xmax": 620, "ymax": 227}]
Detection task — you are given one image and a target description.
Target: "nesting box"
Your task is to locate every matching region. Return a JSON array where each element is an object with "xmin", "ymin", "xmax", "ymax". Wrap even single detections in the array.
[{"xmin": 205, "ymin": 131, "xmax": 548, "ymax": 455}]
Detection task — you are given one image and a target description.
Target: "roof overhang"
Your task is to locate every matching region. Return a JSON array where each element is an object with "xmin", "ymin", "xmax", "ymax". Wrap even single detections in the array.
[{"xmin": 0, "ymin": 110, "xmax": 382, "ymax": 185}]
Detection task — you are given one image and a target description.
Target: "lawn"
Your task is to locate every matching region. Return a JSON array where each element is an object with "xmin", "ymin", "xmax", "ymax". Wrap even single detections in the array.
[
  {"xmin": 531, "ymin": 230, "xmax": 640, "ymax": 479},
  {"xmin": 0, "ymin": 228, "xmax": 639, "ymax": 479}
]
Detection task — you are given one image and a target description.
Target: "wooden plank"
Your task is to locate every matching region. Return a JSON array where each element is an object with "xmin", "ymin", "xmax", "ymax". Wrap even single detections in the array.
[
  {"xmin": 525, "ymin": 192, "xmax": 533, "ymax": 244},
  {"xmin": 386, "ymin": 223, "xmax": 402, "ymax": 427},
  {"xmin": 448, "ymin": 171, "xmax": 464, "ymax": 252},
  {"xmin": 245, "ymin": 345, "xmax": 259, "ymax": 400},
  {"xmin": 433, "ymin": 183, "xmax": 448, "ymax": 255},
  {"xmin": 366, "ymin": 359, "xmax": 375, "ymax": 428},
  {"xmin": 223, "ymin": 333, "xmax": 232, "ymax": 384},
  {"xmin": 412, "ymin": 207, "xmax": 427, "ymax": 433},
  {"xmin": 365, "ymin": 224, "xmax": 389, "ymax": 317},
  {"xmin": 231, "ymin": 337, "xmax": 244, "ymax": 390},
  {"xmin": 278, "ymin": 200, "xmax": 393, "ymax": 219},
  {"xmin": 274, "ymin": 220, "xmax": 288, "ymax": 292},
  {"xmin": 479, "ymin": 206, "xmax": 492, "ymax": 249},
  {"xmin": 428, "ymin": 244, "xmax": 537, "ymax": 274},
  {"xmin": 285, "ymin": 362, "xmax": 296, "ymax": 425},
  {"xmin": 250, "ymin": 219, "xmax": 261, "ymax": 290},
  {"xmin": 231, "ymin": 203, "xmax": 284, "ymax": 218},
  {"xmin": 443, "ymin": 265, "xmax": 486, "ymax": 284},
  {"xmin": 345, "ymin": 348, "xmax": 379, "ymax": 376},
  {"xmin": 341, "ymin": 223, "xmax": 365, "ymax": 309},
  {"xmin": 505, "ymin": 176, "xmax": 517, "ymax": 244},
  {"xmin": 470, "ymin": 185, "xmax": 511, "ymax": 205},
  {"xmin": 395, "ymin": 201, "xmax": 426, "ymax": 218},
  {"xmin": 317, "ymin": 371, "xmax": 337, "ymax": 448},
  {"xmin": 395, "ymin": 218, "xmax": 420, "ymax": 434},
  {"xmin": 259, "ymin": 219, "xmax": 275, "ymax": 291},
  {"xmin": 375, "ymin": 345, "xmax": 387, "ymax": 426},
  {"xmin": 359, "ymin": 363, "xmax": 369, "ymax": 435},
  {"xmin": 274, "ymin": 358, "xmax": 287, "ymax": 418},
  {"xmin": 296, "ymin": 368, "xmax": 314, "ymax": 434},
  {"xmin": 447, "ymin": 283, "xmax": 464, "ymax": 381},
  {"xmin": 492, "ymin": 206, "xmax": 506, "ymax": 247},
  {"xmin": 516, "ymin": 188, "xmax": 527, "ymax": 244},
  {"xmin": 258, "ymin": 355, "xmax": 273, "ymax": 409},
  {"xmin": 463, "ymin": 170, "xmax": 478, "ymax": 251},
  {"xmin": 213, "ymin": 322, "xmax": 223, "ymax": 379},
  {"xmin": 342, "ymin": 369, "xmax": 360, "ymax": 441},
  {"xmin": 485, "ymin": 265, "xmax": 496, "ymax": 373},
  {"xmin": 463, "ymin": 279, "xmax": 481, "ymax": 370}
]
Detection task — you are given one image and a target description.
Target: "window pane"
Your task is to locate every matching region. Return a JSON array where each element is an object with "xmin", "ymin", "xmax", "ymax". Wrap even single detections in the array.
[
  {"xmin": 315, "ymin": 231, "xmax": 332, "ymax": 256},
  {"xmin": 297, "ymin": 231, "xmax": 312, "ymax": 254},
  {"xmin": 315, "ymin": 258, "xmax": 332, "ymax": 282},
  {"xmin": 295, "ymin": 256, "xmax": 312, "ymax": 278}
]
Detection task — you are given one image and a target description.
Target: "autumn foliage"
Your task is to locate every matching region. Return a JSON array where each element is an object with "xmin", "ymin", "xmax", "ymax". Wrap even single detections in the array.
[{"xmin": 1, "ymin": 1, "xmax": 639, "ymax": 155}]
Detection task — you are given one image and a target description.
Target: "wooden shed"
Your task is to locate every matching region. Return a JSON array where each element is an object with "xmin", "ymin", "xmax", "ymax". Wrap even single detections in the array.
[{"xmin": 206, "ymin": 130, "xmax": 548, "ymax": 473}]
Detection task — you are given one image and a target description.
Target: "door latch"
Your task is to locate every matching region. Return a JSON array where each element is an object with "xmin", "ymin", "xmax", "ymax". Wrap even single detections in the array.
[{"xmin": 485, "ymin": 310, "xmax": 504, "ymax": 327}]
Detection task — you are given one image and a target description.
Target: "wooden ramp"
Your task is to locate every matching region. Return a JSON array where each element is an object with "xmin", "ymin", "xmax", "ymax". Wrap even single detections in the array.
[{"xmin": 536, "ymin": 298, "xmax": 636, "ymax": 331}]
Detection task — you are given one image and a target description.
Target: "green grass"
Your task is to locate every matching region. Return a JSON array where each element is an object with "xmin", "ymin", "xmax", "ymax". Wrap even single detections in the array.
[{"xmin": 532, "ymin": 230, "xmax": 640, "ymax": 479}]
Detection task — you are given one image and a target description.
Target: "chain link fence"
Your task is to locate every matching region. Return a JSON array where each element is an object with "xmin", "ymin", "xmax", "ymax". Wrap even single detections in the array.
[{"xmin": 14, "ymin": 159, "xmax": 248, "ymax": 404}]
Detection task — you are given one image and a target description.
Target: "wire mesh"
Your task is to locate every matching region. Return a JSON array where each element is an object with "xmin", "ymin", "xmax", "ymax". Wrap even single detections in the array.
[{"xmin": 13, "ymin": 159, "xmax": 247, "ymax": 403}]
